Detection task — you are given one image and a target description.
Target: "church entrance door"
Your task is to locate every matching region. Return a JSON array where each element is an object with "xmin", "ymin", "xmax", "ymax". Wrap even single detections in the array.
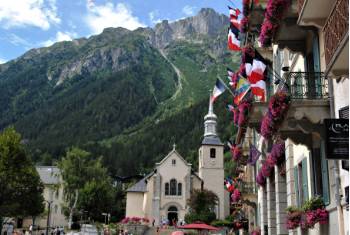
[{"xmin": 167, "ymin": 206, "xmax": 178, "ymax": 226}]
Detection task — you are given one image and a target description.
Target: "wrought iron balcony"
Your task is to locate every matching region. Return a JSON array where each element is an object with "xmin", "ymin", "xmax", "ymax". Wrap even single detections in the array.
[
  {"xmin": 323, "ymin": 0, "xmax": 349, "ymax": 75},
  {"xmin": 240, "ymin": 182, "xmax": 257, "ymax": 194},
  {"xmin": 285, "ymin": 72, "xmax": 328, "ymax": 99}
]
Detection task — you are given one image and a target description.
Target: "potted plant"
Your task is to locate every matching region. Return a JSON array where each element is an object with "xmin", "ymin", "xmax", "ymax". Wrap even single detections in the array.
[{"xmin": 286, "ymin": 207, "xmax": 302, "ymax": 230}]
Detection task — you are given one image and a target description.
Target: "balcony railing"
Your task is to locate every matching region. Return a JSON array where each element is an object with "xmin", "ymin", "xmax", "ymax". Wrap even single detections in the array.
[
  {"xmin": 285, "ymin": 72, "xmax": 328, "ymax": 99},
  {"xmin": 240, "ymin": 182, "xmax": 257, "ymax": 194},
  {"xmin": 323, "ymin": 0, "xmax": 349, "ymax": 66}
]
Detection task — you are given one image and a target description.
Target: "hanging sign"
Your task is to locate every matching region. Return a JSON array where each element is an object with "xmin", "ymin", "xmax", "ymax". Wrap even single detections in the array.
[{"xmin": 324, "ymin": 119, "xmax": 349, "ymax": 159}]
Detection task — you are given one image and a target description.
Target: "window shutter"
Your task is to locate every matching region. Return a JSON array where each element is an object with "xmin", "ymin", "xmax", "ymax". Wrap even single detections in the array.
[
  {"xmin": 294, "ymin": 166, "xmax": 300, "ymax": 206},
  {"xmin": 321, "ymin": 141, "xmax": 330, "ymax": 205},
  {"xmin": 302, "ymin": 158, "xmax": 309, "ymax": 202}
]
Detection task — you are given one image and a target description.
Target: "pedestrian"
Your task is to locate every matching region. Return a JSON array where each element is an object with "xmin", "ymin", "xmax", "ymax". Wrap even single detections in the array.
[
  {"xmin": 152, "ymin": 219, "xmax": 155, "ymax": 227},
  {"xmin": 156, "ymin": 227, "xmax": 160, "ymax": 235}
]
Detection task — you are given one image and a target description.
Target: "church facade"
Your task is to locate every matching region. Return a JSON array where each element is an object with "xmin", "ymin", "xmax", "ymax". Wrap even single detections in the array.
[{"xmin": 125, "ymin": 99, "xmax": 229, "ymax": 224}]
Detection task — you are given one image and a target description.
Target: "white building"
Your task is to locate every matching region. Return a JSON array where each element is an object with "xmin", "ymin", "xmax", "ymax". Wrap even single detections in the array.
[
  {"xmin": 125, "ymin": 100, "xmax": 230, "ymax": 224},
  {"xmin": 23, "ymin": 166, "xmax": 67, "ymax": 228}
]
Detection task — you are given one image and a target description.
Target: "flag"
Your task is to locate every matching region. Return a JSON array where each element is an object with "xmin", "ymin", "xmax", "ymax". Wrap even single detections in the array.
[
  {"xmin": 227, "ymin": 104, "xmax": 235, "ymax": 113},
  {"xmin": 245, "ymin": 59, "xmax": 266, "ymax": 83},
  {"xmin": 228, "ymin": 6, "xmax": 241, "ymax": 29},
  {"xmin": 227, "ymin": 68, "xmax": 237, "ymax": 88},
  {"xmin": 228, "ymin": 24, "xmax": 241, "ymax": 51},
  {"xmin": 224, "ymin": 177, "xmax": 235, "ymax": 192},
  {"xmin": 245, "ymin": 59, "xmax": 267, "ymax": 102},
  {"xmin": 233, "ymin": 75, "xmax": 250, "ymax": 105},
  {"xmin": 251, "ymin": 80, "xmax": 266, "ymax": 102},
  {"xmin": 211, "ymin": 79, "xmax": 226, "ymax": 103},
  {"xmin": 247, "ymin": 144, "xmax": 261, "ymax": 165}
]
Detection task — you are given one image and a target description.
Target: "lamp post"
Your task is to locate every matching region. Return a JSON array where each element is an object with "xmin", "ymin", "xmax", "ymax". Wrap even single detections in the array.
[{"xmin": 45, "ymin": 200, "xmax": 53, "ymax": 235}]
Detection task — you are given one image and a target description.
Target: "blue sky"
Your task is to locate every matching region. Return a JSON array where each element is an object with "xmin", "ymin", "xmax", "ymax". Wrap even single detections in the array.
[{"xmin": 0, "ymin": 0, "xmax": 242, "ymax": 63}]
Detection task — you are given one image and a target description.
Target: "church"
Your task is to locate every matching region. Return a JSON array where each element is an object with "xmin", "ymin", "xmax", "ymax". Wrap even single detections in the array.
[{"xmin": 125, "ymin": 99, "xmax": 230, "ymax": 224}]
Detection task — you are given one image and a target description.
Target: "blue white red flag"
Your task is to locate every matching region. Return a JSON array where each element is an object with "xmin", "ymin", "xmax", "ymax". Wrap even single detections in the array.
[
  {"xmin": 228, "ymin": 23, "xmax": 241, "ymax": 51},
  {"xmin": 211, "ymin": 79, "xmax": 227, "ymax": 103}
]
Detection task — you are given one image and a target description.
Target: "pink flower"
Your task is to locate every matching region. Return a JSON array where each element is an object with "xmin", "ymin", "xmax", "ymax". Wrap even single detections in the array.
[
  {"xmin": 238, "ymin": 100, "xmax": 252, "ymax": 127},
  {"xmin": 256, "ymin": 171, "xmax": 266, "ymax": 187},
  {"xmin": 232, "ymin": 146, "xmax": 242, "ymax": 161},
  {"xmin": 231, "ymin": 188, "xmax": 241, "ymax": 202}
]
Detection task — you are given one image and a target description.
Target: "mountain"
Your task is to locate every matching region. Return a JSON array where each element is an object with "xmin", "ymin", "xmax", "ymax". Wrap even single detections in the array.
[{"xmin": 0, "ymin": 8, "xmax": 240, "ymax": 175}]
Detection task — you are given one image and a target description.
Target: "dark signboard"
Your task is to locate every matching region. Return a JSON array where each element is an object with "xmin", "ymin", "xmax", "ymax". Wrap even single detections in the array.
[{"xmin": 324, "ymin": 119, "xmax": 349, "ymax": 160}]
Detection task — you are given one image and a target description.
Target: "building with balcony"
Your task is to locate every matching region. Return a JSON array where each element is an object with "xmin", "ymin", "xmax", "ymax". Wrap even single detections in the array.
[{"xmin": 232, "ymin": 0, "xmax": 348, "ymax": 234}]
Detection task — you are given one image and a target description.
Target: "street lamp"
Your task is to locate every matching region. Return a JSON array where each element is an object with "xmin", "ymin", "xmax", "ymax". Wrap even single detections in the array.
[{"xmin": 45, "ymin": 200, "xmax": 53, "ymax": 235}]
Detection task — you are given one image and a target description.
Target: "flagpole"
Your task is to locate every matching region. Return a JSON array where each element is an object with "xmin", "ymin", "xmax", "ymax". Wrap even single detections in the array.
[{"xmin": 217, "ymin": 76, "xmax": 236, "ymax": 97}]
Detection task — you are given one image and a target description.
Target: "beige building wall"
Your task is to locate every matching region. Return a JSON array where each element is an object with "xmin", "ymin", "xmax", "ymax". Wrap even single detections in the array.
[
  {"xmin": 158, "ymin": 151, "xmax": 191, "ymax": 221},
  {"xmin": 125, "ymin": 192, "xmax": 145, "ymax": 218},
  {"xmin": 198, "ymin": 144, "xmax": 228, "ymax": 219}
]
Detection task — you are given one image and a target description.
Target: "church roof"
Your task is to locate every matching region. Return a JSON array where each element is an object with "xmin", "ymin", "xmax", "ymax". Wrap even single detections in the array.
[
  {"xmin": 156, "ymin": 149, "xmax": 191, "ymax": 166},
  {"xmin": 126, "ymin": 172, "xmax": 154, "ymax": 193},
  {"xmin": 202, "ymin": 136, "xmax": 223, "ymax": 146}
]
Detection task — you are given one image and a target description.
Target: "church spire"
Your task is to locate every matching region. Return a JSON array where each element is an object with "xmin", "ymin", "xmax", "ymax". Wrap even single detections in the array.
[{"xmin": 204, "ymin": 94, "xmax": 218, "ymax": 137}]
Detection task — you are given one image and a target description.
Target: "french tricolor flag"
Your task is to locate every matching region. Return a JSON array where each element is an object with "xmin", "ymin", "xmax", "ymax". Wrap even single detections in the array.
[
  {"xmin": 228, "ymin": 23, "xmax": 241, "ymax": 51},
  {"xmin": 228, "ymin": 6, "xmax": 241, "ymax": 29},
  {"xmin": 245, "ymin": 59, "xmax": 267, "ymax": 102},
  {"xmin": 211, "ymin": 79, "xmax": 227, "ymax": 103}
]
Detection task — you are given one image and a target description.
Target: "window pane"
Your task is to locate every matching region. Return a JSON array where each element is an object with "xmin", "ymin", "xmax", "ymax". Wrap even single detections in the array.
[
  {"xmin": 178, "ymin": 183, "xmax": 182, "ymax": 196},
  {"xmin": 210, "ymin": 148, "xmax": 216, "ymax": 158},
  {"xmin": 165, "ymin": 183, "xmax": 169, "ymax": 195},
  {"xmin": 170, "ymin": 179, "xmax": 177, "ymax": 195}
]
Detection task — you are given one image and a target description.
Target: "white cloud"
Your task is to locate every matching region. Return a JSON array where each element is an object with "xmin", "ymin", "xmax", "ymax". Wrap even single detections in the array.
[
  {"xmin": 41, "ymin": 31, "xmax": 77, "ymax": 47},
  {"xmin": 7, "ymin": 34, "xmax": 32, "ymax": 49},
  {"xmin": 0, "ymin": 0, "xmax": 60, "ymax": 30},
  {"xmin": 85, "ymin": 1, "xmax": 145, "ymax": 34},
  {"xmin": 182, "ymin": 5, "xmax": 196, "ymax": 16},
  {"xmin": 149, "ymin": 10, "xmax": 161, "ymax": 25}
]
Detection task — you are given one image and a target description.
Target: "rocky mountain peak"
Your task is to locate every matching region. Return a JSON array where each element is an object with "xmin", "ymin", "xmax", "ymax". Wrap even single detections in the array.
[{"xmin": 152, "ymin": 8, "xmax": 229, "ymax": 48}]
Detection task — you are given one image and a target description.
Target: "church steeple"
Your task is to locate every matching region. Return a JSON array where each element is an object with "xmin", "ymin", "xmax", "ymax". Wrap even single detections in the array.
[{"xmin": 204, "ymin": 95, "xmax": 218, "ymax": 137}]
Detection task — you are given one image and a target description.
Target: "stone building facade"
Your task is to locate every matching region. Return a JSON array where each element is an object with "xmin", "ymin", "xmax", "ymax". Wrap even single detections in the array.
[{"xmin": 235, "ymin": 0, "xmax": 348, "ymax": 234}]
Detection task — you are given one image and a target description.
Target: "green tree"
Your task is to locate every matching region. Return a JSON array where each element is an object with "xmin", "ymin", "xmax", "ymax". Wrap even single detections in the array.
[
  {"xmin": 78, "ymin": 179, "xmax": 115, "ymax": 221},
  {"xmin": 185, "ymin": 189, "xmax": 218, "ymax": 224},
  {"xmin": 58, "ymin": 147, "xmax": 114, "ymax": 226},
  {"xmin": 0, "ymin": 127, "xmax": 44, "ymax": 229}
]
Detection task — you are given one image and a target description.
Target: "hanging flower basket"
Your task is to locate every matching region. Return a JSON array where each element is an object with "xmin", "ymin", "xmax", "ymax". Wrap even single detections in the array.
[
  {"xmin": 238, "ymin": 100, "xmax": 252, "ymax": 127},
  {"xmin": 231, "ymin": 188, "xmax": 242, "ymax": 202},
  {"xmin": 260, "ymin": 91, "xmax": 290, "ymax": 139},
  {"xmin": 232, "ymin": 146, "xmax": 243, "ymax": 161},
  {"xmin": 256, "ymin": 171, "xmax": 266, "ymax": 187},
  {"xmin": 250, "ymin": 228, "xmax": 261, "ymax": 235},
  {"xmin": 258, "ymin": 0, "xmax": 290, "ymax": 47},
  {"xmin": 286, "ymin": 207, "xmax": 302, "ymax": 230}
]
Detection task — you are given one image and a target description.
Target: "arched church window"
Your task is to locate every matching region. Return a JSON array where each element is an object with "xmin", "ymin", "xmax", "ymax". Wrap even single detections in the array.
[
  {"xmin": 178, "ymin": 183, "xmax": 182, "ymax": 196},
  {"xmin": 170, "ymin": 179, "xmax": 177, "ymax": 195},
  {"xmin": 210, "ymin": 148, "xmax": 216, "ymax": 158},
  {"xmin": 165, "ymin": 183, "xmax": 169, "ymax": 195}
]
